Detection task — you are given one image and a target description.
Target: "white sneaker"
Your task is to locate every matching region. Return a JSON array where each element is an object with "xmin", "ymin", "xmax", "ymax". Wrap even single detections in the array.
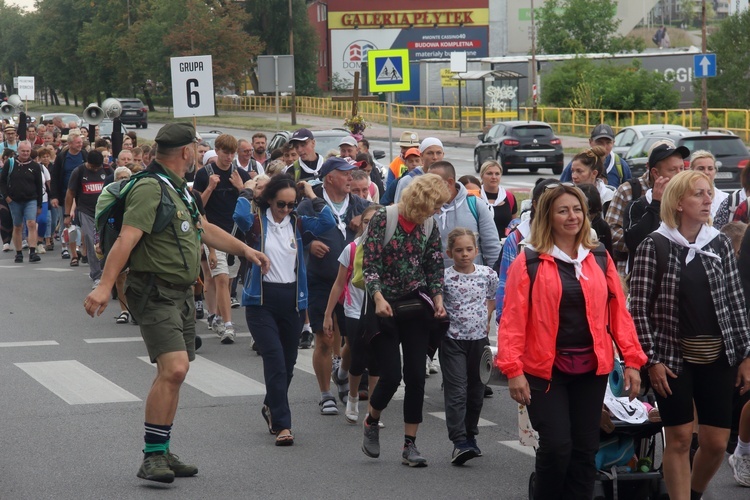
[
  {"xmin": 2, "ymin": 243, "xmax": 10, "ymax": 252},
  {"xmin": 729, "ymin": 452, "xmax": 750, "ymax": 487},
  {"xmin": 220, "ymin": 323, "xmax": 235, "ymax": 344},
  {"xmin": 21, "ymin": 239, "xmax": 28, "ymax": 249},
  {"xmin": 213, "ymin": 316, "xmax": 225, "ymax": 337},
  {"xmin": 36, "ymin": 243, "xmax": 46, "ymax": 254},
  {"xmin": 427, "ymin": 356, "xmax": 439, "ymax": 374},
  {"xmin": 92, "ymin": 279, "xmax": 101, "ymax": 290},
  {"xmin": 345, "ymin": 396, "xmax": 359, "ymax": 424}
]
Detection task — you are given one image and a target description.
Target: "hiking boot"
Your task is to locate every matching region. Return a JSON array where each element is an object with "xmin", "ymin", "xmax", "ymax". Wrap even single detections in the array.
[
  {"xmin": 220, "ymin": 323, "xmax": 236, "ymax": 344},
  {"xmin": 166, "ymin": 452, "xmax": 198, "ymax": 477},
  {"xmin": 451, "ymin": 440, "xmax": 479, "ymax": 466},
  {"xmin": 14, "ymin": 253, "xmax": 23, "ymax": 263},
  {"xmin": 195, "ymin": 300, "xmax": 204, "ymax": 320},
  {"xmin": 402, "ymin": 441, "xmax": 428, "ymax": 467},
  {"xmin": 137, "ymin": 453, "xmax": 175, "ymax": 483},
  {"xmin": 362, "ymin": 419, "xmax": 380, "ymax": 458}
]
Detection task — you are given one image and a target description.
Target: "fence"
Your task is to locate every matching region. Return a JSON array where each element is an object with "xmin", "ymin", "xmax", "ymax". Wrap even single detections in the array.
[{"xmin": 216, "ymin": 96, "xmax": 750, "ymax": 140}]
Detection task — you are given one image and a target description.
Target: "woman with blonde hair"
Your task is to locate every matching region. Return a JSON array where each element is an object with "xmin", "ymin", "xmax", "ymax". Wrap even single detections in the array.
[
  {"xmin": 361, "ymin": 173, "xmax": 450, "ymax": 467},
  {"xmin": 479, "ymin": 160, "xmax": 517, "ymax": 237},
  {"xmin": 631, "ymin": 170, "xmax": 750, "ymax": 500},
  {"xmin": 689, "ymin": 149, "xmax": 727, "ymax": 218},
  {"xmin": 498, "ymin": 183, "xmax": 646, "ymax": 499}
]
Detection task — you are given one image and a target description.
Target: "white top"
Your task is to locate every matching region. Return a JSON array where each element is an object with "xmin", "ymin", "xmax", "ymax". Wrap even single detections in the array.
[
  {"xmin": 41, "ymin": 164, "xmax": 50, "ymax": 203},
  {"xmin": 443, "ymin": 265, "xmax": 499, "ymax": 341},
  {"xmin": 596, "ymin": 179, "xmax": 615, "ymax": 206},
  {"xmin": 262, "ymin": 209, "xmax": 297, "ymax": 284},
  {"xmin": 338, "ymin": 239, "xmax": 365, "ymax": 319},
  {"xmin": 711, "ymin": 188, "xmax": 729, "ymax": 218}
]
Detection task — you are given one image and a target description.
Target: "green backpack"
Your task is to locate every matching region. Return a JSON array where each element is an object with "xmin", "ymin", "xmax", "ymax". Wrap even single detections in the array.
[{"xmin": 95, "ymin": 171, "xmax": 177, "ymax": 263}]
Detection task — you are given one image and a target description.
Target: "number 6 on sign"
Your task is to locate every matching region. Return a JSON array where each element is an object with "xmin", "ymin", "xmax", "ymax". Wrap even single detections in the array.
[{"xmin": 170, "ymin": 55, "xmax": 214, "ymax": 118}]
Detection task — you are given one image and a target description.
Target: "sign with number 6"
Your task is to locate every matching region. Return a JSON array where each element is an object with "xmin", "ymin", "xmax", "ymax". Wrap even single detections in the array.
[{"xmin": 170, "ymin": 55, "xmax": 215, "ymax": 118}]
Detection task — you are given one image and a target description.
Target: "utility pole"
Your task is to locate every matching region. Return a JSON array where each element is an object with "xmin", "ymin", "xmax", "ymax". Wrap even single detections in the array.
[
  {"xmin": 701, "ymin": 0, "xmax": 708, "ymax": 133},
  {"xmin": 530, "ymin": 0, "xmax": 538, "ymax": 121},
  {"xmin": 289, "ymin": 0, "xmax": 297, "ymax": 125}
]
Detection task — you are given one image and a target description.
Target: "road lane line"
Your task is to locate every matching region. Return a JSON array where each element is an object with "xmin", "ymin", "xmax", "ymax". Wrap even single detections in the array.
[
  {"xmin": 15, "ymin": 360, "xmax": 141, "ymax": 404},
  {"xmin": 428, "ymin": 412, "xmax": 495, "ymax": 426},
  {"xmin": 498, "ymin": 440, "xmax": 536, "ymax": 457},
  {"xmin": 84, "ymin": 337, "xmax": 143, "ymax": 343},
  {"xmin": 0, "ymin": 341, "xmax": 59, "ymax": 347},
  {"xmin": 139, "ymin": 355, "xmax": 265, "ymax": 397},
  {"xmin": 34, "ymin": 268, "xmax": 74, "ymax": 272}
]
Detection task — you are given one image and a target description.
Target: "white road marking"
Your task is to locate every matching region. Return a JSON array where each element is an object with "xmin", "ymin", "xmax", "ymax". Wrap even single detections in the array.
[
  {"xmin": 0, "ymin": 341, "xmax": 59, "ymax": 347},
  {"xmin": 34, "ymin": 267, "xmax": 73, "ymax": 272},
  {"xmin": 15, "ymin": 360, "xmax": 141, "ymax": 404},
  {"xmin": 139, "ymin": 355, "xmax": 265, "ymax": 397},
  {"xmin": 428, "ymin": 412, "xmax": 495, "ymax": 427},
  {"xmin": 498, "ymin": 440, "xmax": 537, "ymax": 457},
  {"xmin": 294, "ymin": 349, "xmax": 316, "ymax": 376},
  {"xmin": 84, "ymin": 337, "xmax": 143, "ymax": 343}
]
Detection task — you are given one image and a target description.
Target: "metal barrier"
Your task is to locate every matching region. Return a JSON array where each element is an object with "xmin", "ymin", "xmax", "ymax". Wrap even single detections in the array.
[{"xmin": 216, "ymin": 97, "xmax": 750, "ymax": 140}]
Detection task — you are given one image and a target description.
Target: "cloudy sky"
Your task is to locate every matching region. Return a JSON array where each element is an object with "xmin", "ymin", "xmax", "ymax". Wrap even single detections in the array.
[{"xmin": 10, "ymin": 0, "xmax": 35, "ymax": 11}]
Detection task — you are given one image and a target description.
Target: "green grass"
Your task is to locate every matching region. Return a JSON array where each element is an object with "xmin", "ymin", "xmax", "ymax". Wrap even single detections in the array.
[{"xmin": 25, "ymin": 103, "xmax": 309, "ymax": 131}]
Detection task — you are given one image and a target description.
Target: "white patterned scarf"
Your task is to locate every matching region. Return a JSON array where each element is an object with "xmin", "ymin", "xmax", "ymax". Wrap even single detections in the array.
[{"xmin": 654, "ymin": 222, "xmax": 721, "ymax": 264}]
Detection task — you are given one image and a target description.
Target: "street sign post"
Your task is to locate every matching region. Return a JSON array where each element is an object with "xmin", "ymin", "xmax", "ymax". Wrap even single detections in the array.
[
  {"xmin": 367, "ymin": 49, "xmax": 411, "ymax": 161},
  {"xmin": 694, "ymin": 53, "xmax": 716, "ymax": 78},
  {"xmin": 17, "ymin": 76, "xmax": 34, "ymax": 109},
  {"xmin": 257, "ymin": 55, "xmax": 295, "ymax": 132},
  {"xmin": 170, "ymin": 55, "xmax": 215, "ymax": 118}
]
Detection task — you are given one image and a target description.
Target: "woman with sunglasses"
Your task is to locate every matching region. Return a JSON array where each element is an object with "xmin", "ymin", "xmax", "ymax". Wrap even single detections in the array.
[
  {"xmin": 498, "ymin": 183, "xmax": 646, "ymax": 500},
  {"xmin": 233, "ymin": 173, "xmax": 335, "ymax": 446}
]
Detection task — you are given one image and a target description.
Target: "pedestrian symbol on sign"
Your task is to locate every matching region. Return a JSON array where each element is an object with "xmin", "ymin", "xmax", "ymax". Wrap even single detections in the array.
[{"xmin": 375, "ymin": 57, "xmax": 403, "ymax": 84}]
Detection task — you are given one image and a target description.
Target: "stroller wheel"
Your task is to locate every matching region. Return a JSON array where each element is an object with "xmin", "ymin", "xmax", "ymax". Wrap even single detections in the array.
[{"xmin": 528, "ymin": 472, "xmax": 536, "ymax": 500}]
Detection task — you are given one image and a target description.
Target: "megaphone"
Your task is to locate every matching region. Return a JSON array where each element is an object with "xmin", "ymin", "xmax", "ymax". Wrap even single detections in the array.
[
  {"xmin": 0, "ymin": 94, "xmax": 22, "ymax": 119},
  {"xmin": 83, "ymin": 98, "xmax": 122, "ymax": 125},
  {"xmin": 83, "ymin": 103, "xmax": 105, "ymax": 125},
  {"xmin": 101, "ymin": 98, "xmax": 122, "ymax": 119}
]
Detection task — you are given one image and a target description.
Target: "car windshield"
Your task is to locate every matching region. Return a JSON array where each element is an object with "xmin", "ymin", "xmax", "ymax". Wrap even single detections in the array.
[
  {"xmin": 313, "ymin": 135, "xmax": 349, "ymax": 156},
  {"xmin": 680, "ymin": 137, "xmax": 748, "ymax": 158},
  {"xmin": 511, "ymin": 125, "xmax": 553, "ymax": 138}
]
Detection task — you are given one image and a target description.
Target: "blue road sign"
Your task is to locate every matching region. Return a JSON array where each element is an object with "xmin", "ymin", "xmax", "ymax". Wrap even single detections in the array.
[
  {"xmin": 374, "ymin": 56, "xmax": 404, "ymax": 85},
  {"xmin": 694, "ymin": 54, "xmax": 716, "ymax": 78}
]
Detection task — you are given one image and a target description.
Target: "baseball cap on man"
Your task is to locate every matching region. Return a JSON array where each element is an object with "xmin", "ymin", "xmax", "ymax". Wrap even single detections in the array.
[
  {"xmin": 648, "ymin": 143, "xmax": 690, "ymax": 167},
  {"xmin": 154, "ymin": 122, "xmax": 197, "ymax": 148},
  {"xmin": 398, "ymin": 131, "xmax": 420, "ymax": 148},
  {"xmin": 404, "ymin": 147, "xmax": 421, "ymax": 158},
  {"xmin": 339, "ymin": 136, "xmax": 357, "ymax": 147},
  {"xmin": 319, "ymin": 156, "xmax": 357, "ymax": 178},
  {"xmin": 289, "ymin": 128, "xmax": 314, "ymax": 143},
  {"xmin": 590, "ymin": 124, "xmax": 615, "ymax": 141}
]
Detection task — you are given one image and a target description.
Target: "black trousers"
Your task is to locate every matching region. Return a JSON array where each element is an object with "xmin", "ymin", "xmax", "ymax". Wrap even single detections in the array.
[{"xmin": 526, "ymin": 369, "xmax": 608, "ymax": 500}]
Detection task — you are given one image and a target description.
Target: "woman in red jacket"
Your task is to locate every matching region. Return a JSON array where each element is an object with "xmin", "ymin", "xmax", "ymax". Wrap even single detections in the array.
[{"xmin": 497, "ymin": 183, "xmax": 646, "ymax": 500}]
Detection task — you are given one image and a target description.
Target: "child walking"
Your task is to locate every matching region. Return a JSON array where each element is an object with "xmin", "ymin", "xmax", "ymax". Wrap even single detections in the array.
[{"xmin": 440, "ymin": 227, "xmax": 498, "ymax": 465}]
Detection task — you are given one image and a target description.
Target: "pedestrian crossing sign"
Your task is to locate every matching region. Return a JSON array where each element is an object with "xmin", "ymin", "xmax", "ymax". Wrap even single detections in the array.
[{"xmin": 368, "ymin": 49, "xmax": 411, "ymax": 92}]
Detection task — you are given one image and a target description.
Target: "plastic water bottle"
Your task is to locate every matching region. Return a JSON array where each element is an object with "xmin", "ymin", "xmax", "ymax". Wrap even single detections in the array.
[{"xmin": 637, "ymin": 457, "xmax": 653, "ymax": 472}]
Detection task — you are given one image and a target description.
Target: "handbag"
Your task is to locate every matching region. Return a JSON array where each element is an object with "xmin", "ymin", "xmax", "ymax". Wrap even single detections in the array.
[{"xmin": 553, "ymin": 346, "xmax": 598, "ymax": 375}]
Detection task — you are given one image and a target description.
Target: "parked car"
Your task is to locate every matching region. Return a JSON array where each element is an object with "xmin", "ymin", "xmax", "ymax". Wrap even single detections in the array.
[
  {"xmin": 97, "ymin": 119, "xmax": 128, "ymax": 139},
  {"xmin": 624, "ymin": 132, "xmax": 749, "ymax": 189},
  {"xmin": 116, "ymin": 98, "xmax": 148, "ymax": 128},
  {"xmin": 474, "ymin": 121, "xmax": 564, "ymax": 174},
  {"xmin": 612, "ymin": 124, "xmax": 690, "ymax": 157},
  {"xmin": 39, "ymin": 113, "xmax": 83, "ymax": 127},
  {"xmin": 197, "ymin": 130, "xmax": 223, "ymax": 149},
  {"xmin": 269, "ymin": 129, "xmax": 386, "ymax": 162}
]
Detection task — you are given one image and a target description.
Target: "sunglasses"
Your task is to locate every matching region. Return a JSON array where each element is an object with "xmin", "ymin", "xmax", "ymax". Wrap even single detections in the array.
[
  {"xmin": 545, "ymin": 182, "xmax": 576, "ymax": 191},
  {"xmin": 275, "ymin": 201, "xmax": 296, "ymax": 210}
]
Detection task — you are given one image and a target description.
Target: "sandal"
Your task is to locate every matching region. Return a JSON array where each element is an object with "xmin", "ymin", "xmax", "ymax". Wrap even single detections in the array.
[
  {"xmin": 275, "ymin": 430, "xmax": 294, "ymax": 446},
  {"xmin": 61, "ymin": 249, "xmax": 70, "ymax": 259},
  {"xmin": 116, "ymin": 311, "xmax": 130, "ymax": 324},
  {"xmin": 69, "ymin": 257, "xmax": 79, "ymax": 267},
  {"xmin": 261, "ymin": 405, "xmax": 276, "ymax": 435}
]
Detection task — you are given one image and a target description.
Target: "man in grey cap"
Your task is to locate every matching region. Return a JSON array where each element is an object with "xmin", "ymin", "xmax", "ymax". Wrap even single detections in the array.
[
  {"xmin": 83, "ymin": 122, "xmax": 270, "ymax": 485},
  {"xmin": 286, "ymin": 128, "xmax": 324, "ymax": 181},
  {"xmin": 560, "ymin": 123, "xmax": 632, "ymax": 188}
]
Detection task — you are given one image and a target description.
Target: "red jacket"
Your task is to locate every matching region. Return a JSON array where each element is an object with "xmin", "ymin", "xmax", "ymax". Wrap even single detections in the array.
[{"xmin": 497, "ymin": 249, "xmax": 646, "ymax": 380}]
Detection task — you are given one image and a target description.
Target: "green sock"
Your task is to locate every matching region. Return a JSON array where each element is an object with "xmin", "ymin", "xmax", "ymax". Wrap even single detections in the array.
[{"xmin": 144, "ymin": 442, "xmax": 168, "ymax": 454}]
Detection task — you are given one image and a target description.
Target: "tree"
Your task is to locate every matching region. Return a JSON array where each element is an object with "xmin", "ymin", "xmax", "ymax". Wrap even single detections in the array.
[
  {"xmin": 537, "ymin": 0, "xmax": 644, "ymax": 55},
  {"xmin": 244, "ymin": 0, "xmax": 320, "ymax": 95},
  {"xmin": 542, "ymin": 57, "xmax": 680, "ymax": 110},
  {"xmin": 705, "ymin": 9, "xmax": 750, "ymax": 108}
]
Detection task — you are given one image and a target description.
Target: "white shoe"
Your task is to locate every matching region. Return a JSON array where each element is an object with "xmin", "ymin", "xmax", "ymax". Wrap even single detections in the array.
[
  {"xmin": 213, "ymin": 316, "xmax": 225, "ymax": 337},
  {"xmin": 729, "ymin": 452, "xmax": 750, "ymax": 487},
  {"xmin": 427, "ymin": 356, "xmax": 439, "ymax": 374},
  {"xmin": 92, "ymin": 279, "xmax": 101, "ymax": 290},
  {"xmin": 2, "ymin": 243, "xmax": 10, "ymax": 252},
  {"xmin": 21, "ymin": 239, "xmax": 28, "ymax": 249},
  {"xmin": 220, "ymin": 323, "xmax": 235, "ymax": 344},
  {"xmin": 36, "ymin": 243, "xmax": 46, "ymax": 254},
  {"xmin": 345, "ymin": 396, "xmax": 359, "ymax": 424}
]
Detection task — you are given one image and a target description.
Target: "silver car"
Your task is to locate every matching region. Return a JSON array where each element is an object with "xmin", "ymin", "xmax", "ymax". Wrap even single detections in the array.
[{"xmin": 613, "ymin": 124, "xmax": 690, "ymax": 157}]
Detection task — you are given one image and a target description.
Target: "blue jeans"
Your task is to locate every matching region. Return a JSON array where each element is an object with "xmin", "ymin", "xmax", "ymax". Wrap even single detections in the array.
[
  {"xmin": 8, "ymin": 199, "xmax": 37, "ymax": 227},
  {"xmin": 245, "ymin": 282, "xmax": 304, "ymax": 432},
  {"xmin": 36, "ymin": 202, "xmax": 49, "ymax": 240}
]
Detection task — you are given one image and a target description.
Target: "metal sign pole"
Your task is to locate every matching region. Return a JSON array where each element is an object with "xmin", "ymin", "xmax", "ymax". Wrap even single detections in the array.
[
  {"xmin": 387, "ymin": 92, "xmax": 393, "ymax": 163},
  {"xmin": 274, "ymin": 56, "xmax": 280, "ymax": 131}
]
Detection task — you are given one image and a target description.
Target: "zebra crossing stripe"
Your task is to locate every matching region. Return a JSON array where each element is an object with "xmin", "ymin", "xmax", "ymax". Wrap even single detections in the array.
[
  {"xmin": 498, "ymin": 440, "xmax": 536, "ymax": 457},
  {"xmin": 138, "ymin": 355, "xmax": 266, "ymax": 397},
  {"xmin": 15, "ymin": 360, "xmax": 141, "ymax": 404},
  {"xmin": 0, "ymin": 341, "xmax": 59, "ymax": 347},
  {"xmin": 428, "ymin": 412, "xmax": 495, "ymax": 427}
]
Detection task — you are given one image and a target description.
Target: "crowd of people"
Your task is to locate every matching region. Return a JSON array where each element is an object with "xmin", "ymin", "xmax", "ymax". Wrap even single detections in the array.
[{"xmin": 4, "ymin": 116, "xmax": 750, "ymax": 496}]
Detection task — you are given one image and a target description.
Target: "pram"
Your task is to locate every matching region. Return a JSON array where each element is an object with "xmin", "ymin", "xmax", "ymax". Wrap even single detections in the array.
[{"xmin": 480, "ymin": 346, "xmax": 668, "ymax": 500}]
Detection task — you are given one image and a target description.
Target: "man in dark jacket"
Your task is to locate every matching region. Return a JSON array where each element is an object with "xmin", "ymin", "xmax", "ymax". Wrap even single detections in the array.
[
  {"xmin": 296, "ymin": 156, "xmax": 370, "ymax": 414},
  {"xmin": 0, "ymin": 141, "xmax": 43, "ymax": 262}
]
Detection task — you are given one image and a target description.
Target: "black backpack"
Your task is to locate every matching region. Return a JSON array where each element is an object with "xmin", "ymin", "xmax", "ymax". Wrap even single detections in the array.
[{"xmin": 524, "ymin": 242, "xmax": 609, "ymax": 294}]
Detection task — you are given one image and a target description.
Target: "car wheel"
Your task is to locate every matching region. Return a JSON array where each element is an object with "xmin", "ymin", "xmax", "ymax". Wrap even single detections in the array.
[
  {"xmin": 142, "ymin": 122, "xmax": 147, "ymax": 129},
  {"xmin": 552, "ymin": 165, "xmax": 563, "ymax": 175},
  {"xmin": 529, "ymin": 167, "xmax": 539, "ymax": 173},
  {"xmin": 474, "ymin": 152, "xmax": 481, "ymax": 173}
]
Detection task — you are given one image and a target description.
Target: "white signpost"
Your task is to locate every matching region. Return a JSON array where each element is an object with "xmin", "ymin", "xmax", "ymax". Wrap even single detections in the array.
[
  {"xmin": 17, "ymin": 77, "xmax": 34, "ymax": 101},
  {"xmin": 170, "ymin": 55, "xmax": 215, "ymax": 118}
]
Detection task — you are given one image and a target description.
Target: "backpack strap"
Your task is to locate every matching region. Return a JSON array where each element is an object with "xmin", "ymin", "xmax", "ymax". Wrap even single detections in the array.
[
  {"xmin": 592, "ymin": 242, "xmax": 609, "ymax": 277},
  {"xmin": 524, "ymin": 247, "xmax": 542, "ymax": 296},
  {"xmin": 614, "ymin": 154, "xmax": 623, "ymax": 183},
  {"xmin": 629, "ymin": 178, "xmax": 642, "ymax": 201},
  {"xmin": 466, "ymin": 195, "xmax": 479, "ymax": 225},
  {"xmin": 204, "ymin": 162, "xmax": 214, "ymax": 177},
  {"xmin": 384, "ymin": 204, "xmax": 400, "ymax": 244}
]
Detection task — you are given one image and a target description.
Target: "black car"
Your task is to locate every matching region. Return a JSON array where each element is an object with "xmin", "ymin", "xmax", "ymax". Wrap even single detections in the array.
[
  {"xmin": 474, "ymin": 121, "xmax": 564, "ymax": 174},
  {"xmin": 116, "ymin": 98, "xmax": 148, "ymax": 128},
  {"xmin": 624, "ymin": 132, "xmax": 750, "ymax": 189}
]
